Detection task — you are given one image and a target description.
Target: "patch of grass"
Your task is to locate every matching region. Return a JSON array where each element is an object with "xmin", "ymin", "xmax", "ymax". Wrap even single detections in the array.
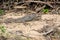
[{"xmin": 42, "ymin": 9, "xmax": 49, "ymax": 14}]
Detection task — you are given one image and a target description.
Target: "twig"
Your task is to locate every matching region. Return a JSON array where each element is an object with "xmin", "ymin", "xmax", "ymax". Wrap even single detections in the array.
[
  {"xmin": 25, "ymin": 1, "xmax": 54, "ymax": 8},
  {"xmin": 36, "ymin": 5, "xmax": 46, "ymax": 12}
]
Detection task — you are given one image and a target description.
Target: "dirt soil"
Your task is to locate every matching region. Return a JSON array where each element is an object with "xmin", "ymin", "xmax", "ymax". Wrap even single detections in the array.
[
  {"xmin": 0, "ymin": 11, "xmax": 60, "ymax": 40},
  {"xmin": 0, "ymin": 0, "xmax": 60, "ymax": 40}
]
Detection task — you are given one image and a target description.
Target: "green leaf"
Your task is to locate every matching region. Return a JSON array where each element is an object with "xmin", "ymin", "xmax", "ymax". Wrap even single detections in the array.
[
  {"xmin": 0, "ymin": 26, "xmax": 6, "ymax": 33},
  {"xmin": 42, "ymin": 9, "xmax": 49, "ymax": 13}
]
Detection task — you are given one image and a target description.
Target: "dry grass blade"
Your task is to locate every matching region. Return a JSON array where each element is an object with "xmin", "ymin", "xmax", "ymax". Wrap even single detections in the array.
[{"xmin": 14, "ymin": 6, "xmax": 27, "ymax": 9}]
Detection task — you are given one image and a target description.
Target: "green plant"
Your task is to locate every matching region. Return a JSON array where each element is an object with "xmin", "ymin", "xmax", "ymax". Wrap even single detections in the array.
[
  {"xmin": 0, "ymin": 9, "xmax": 4, "ymax": 15},
  {"xmin": 27, "ymin": 37, "xmax": 30, "ymax": 40},
  {"xmin": 0, "ymin": 26, "xmax": 6, "ymax": 33},
  {"xmin": 42, "ymin": 9, "xmax": 49, "ymax": 13}
]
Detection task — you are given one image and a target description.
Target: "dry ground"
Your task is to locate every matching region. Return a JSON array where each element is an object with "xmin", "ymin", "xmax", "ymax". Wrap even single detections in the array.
[{"xmin": 0, "ymin": 12, "xmax": 60, "ymax": 40}]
